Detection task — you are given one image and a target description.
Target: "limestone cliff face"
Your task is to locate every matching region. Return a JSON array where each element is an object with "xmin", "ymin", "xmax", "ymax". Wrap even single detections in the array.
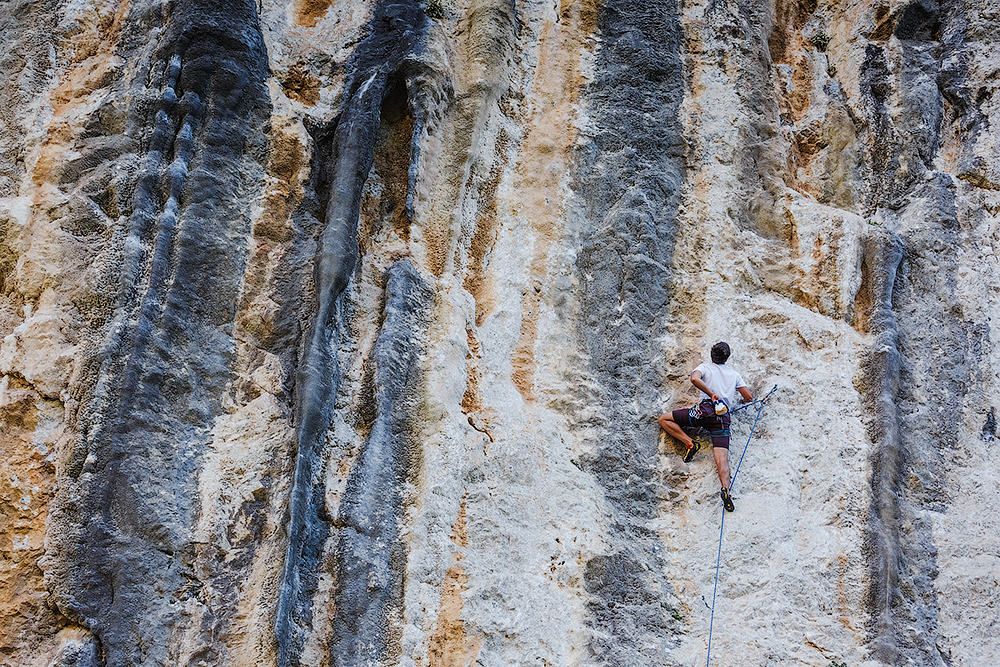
[{"xmin": 1, "ymin": 0, "xmax": 997, "ymax": 665}]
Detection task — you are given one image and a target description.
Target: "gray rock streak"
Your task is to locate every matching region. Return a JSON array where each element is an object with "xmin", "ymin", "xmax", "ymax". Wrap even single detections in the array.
[
  {"xmin": 331, "ymin": 259, "xmax": 433, "ymax": 666},
  {"xmin": 275, "ymin": 2, "xmax": 433, "ymax": 664},
  {"xmin": 570, "ymin": 0, "xmax": 686, "ymax": 663},
  {"xmin": 858, "ymin": 230, "xmax": 906, "ymax": 665},
  {"xmin": 47, "ymin": 1, "xmax": 271, "ymax": 665}
]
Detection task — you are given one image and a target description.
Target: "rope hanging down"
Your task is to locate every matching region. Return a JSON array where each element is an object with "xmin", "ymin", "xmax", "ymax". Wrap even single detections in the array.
[{"xmin": 705, "ymin": 385, "xmax": 777, "ymax": 667}]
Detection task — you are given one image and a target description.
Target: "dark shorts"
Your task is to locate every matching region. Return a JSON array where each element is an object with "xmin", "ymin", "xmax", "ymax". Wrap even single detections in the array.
[{"xmin": 672, "ymin": 400, "xmax": 732, "ymax": 449}]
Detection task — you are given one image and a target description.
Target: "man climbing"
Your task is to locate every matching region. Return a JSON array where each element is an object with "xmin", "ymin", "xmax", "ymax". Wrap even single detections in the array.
[{"xmin": 658, "ymin": 342, "xmax": 754, "ymax": 512}]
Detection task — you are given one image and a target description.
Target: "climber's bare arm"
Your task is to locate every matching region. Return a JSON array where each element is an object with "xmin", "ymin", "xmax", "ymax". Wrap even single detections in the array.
[
  {"xmin": 689, "ymin": 370, "xmax": 718, "ymax": 402},
  {"xmin": 738, "ymin": 386, "xmax": 753, "ymax": 402}
]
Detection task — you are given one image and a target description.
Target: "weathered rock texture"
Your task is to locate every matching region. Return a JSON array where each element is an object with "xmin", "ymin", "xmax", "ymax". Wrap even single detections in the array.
[{"xmin": 1, "ymin": 0, "xmax": 998, "ymax": 665}]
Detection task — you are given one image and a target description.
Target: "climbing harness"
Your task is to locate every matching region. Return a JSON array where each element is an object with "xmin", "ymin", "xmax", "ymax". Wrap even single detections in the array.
[{"xmin": 705, "ymin": 385, "xmax": 778, "ymax": 667}]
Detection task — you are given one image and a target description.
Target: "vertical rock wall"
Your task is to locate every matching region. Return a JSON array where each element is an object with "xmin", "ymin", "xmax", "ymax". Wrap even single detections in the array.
[{"xmin": 0, "ymin": 0, "xmax": 998, "ymax": 665}]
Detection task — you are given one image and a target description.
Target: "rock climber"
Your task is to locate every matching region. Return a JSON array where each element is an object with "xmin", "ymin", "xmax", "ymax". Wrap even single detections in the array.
[{"xmin": 657, "ymin": 342, "xmax": 755, "ymax": 512}]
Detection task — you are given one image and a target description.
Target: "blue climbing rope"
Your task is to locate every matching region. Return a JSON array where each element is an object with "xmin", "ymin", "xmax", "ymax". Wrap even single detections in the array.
[
  {"xmin": 705, "ymin": 508, "xmax": 727, "ymax": 667},
  {"xmin": 729, "ymin": 395, "xmax": 767, "ymax": 414},
  {"xmin": 730, "ymin": 385, "xmax": 776, "ymax": 489},
  {"xmin": 705, "ymin": 385, "xmax": 777, "ymax": 667}
]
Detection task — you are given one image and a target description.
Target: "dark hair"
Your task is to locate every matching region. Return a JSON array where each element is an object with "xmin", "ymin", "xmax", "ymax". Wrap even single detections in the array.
[{"xmin": 711, "ymin": 342, "xmax": 731, "ymax": 364}]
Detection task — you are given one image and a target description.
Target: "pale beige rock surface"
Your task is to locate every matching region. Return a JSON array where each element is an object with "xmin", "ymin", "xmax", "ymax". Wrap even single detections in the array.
[{"xmin": 0, "ymin": 0, "xmax": 997, "ymax": 665}]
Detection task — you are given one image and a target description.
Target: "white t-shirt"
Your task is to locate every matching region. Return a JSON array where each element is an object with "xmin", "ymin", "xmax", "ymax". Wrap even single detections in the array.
[{"xmin": 694, "ymin": 362, "xmax": 747, "ymax": 406}]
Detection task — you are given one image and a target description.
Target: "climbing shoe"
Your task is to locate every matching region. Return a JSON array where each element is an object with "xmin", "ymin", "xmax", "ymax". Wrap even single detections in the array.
[
  {"xmin": 683, "ymin": 442, "xmax": 700, "ymax": 463},
  {"xmin": 720, "ymin": 487, "xmax": 735, "ymax": 512}
]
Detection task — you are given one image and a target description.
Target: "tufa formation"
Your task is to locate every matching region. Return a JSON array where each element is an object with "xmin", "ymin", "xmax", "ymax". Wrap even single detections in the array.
[{"xmin": 0, "ymin": 0, "xmax": 997, "ymax": 665}]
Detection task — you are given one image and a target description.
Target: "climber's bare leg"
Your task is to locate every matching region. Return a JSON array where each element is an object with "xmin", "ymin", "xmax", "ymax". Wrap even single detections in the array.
[
  {"xmin": 658, "ymin": 412, "xmax": 695, "ymax": 450},
  {"xmin": 714, "ymin": 446, "xmax": 731, "ymax": 490}
]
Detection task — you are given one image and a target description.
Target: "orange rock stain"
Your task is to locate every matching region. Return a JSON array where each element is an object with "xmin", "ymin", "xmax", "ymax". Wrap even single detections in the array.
[
  {"xmin": 426, "ymin": 499, "xmax": 483, "ymax": 667},
  {"xmin": 295, "ymin": 0, "xmax": 335, "ymax": 27},
  {"xmin": 509, "ymin": 0, "xmax": 598, "ymax": 402},
  {"xmin": 0, "ymin": 378, "xmax": 61, "ymax": 656},
  {"xmin": 233, "ymin": 121, "xmax": 308, "ymax": 377}
]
